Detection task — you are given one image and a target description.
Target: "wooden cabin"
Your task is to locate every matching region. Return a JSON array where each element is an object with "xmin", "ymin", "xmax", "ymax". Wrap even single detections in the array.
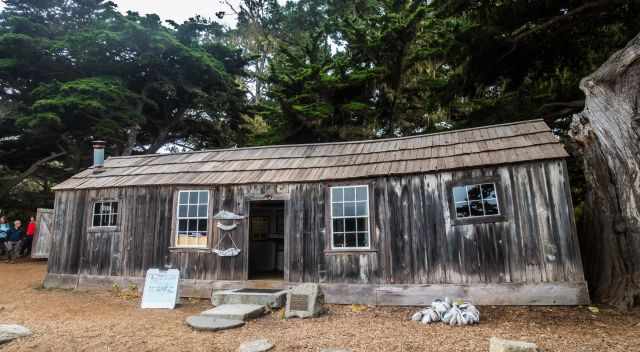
[{"xmin": 45, "ymin": 119, "xmax": 589, "ymax": 305}]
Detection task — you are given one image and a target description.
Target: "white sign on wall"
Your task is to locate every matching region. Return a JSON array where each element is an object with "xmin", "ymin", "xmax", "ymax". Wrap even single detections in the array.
[{"xmin": 141, "ymin": 268, "xmax": 180, "ymax": 309}]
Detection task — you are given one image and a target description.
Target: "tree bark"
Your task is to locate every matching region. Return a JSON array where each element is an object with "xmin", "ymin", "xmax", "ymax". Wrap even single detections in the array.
[{"xmin": 569, "ymin": 33, "xmax": 640, "ymax": 309}]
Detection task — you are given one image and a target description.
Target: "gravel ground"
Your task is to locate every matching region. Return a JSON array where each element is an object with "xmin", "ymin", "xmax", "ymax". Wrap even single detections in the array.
[{"xmin": 1, "ymin": 260, "xmax": 639, "ymax": 352}]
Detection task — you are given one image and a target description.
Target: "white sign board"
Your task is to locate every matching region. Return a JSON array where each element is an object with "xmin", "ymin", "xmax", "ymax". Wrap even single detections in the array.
[{"xmin": 141, "ymin": 268, "xmax": 180, "ymax": 309}]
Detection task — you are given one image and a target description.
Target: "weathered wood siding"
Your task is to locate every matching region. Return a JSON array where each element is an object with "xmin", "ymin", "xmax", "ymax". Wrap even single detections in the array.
[
  {"xmin": 32, "ymin": 208, "xmax": 54, "ymax": 259},
  {"xmin": 47, "ymin": 159, "xmax": 585, "ymax": 287}
]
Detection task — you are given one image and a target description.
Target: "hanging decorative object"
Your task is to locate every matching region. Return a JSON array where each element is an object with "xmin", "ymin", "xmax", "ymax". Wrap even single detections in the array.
[
  {"xmin": 212, "ymin": 210, "xmax": 244, "ymax": 257},
  {"xmin": 212, "ymin": 245, "xmax": 241, "ymax": 257},
  {"xmin": 216, "ymin": 222, "xmax": 238, "ymax": 231},
  {"xmin": 213, "ymin": 210, "xmax": 245, "ymax": 220}
]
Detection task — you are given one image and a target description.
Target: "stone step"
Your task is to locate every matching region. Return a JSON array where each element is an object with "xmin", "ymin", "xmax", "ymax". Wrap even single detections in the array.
[
  {"xmin": 201, "ymin": 304, "xmax": 266, "ymax": 321},
  {"xmin": 185, "ymin": 315, "xmax": 245, "ymax": 331},
  {"xmin": 212, "ymin": 288, "xmax": 287, "ymax": 308}
]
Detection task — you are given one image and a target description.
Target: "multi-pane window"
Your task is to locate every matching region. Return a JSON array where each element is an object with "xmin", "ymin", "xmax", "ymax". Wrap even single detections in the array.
[
  {"xmin": 92, "ymin": 201, "xmax": 119, "ymax": 227},
  {"xmin": 176, "ymin": 190, "xmax": 209, "ymax": 248},
  {"xmin": 452, "ymin": 183, "xmax": 500, "ymax": 218},
  {"xmin": 330, "ymin": 185, "xmax": 370, "ymax": 249}
]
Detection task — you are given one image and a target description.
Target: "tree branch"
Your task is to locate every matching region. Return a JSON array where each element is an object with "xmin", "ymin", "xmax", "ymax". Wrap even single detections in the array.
[
  {"xmin": 500, "ymin": 0, "xmax": 615, "ymax": 61},
  {"xmin": 0, "ymin": 147, "xmax": 67, "ymax": 197},
  {"xmin": 512, "ymin": 0, "xmax": 613, "ymax": 42},
  {"xmin": 146, "ymin": 107, "xmax": 189, "ymax": 154}
]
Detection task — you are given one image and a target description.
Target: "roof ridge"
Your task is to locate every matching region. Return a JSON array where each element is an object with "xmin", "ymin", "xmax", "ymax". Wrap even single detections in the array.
[
  {"xmin": 108, "ymin": 119, "xmax": 547, "ymax": 160},
  {"xmin": 99, "ymin": 130, "xmax": 554, "ymax": 170},
  {"xmin": 76, "ymin": 141, "xmax": 562, "ymax": 180}
]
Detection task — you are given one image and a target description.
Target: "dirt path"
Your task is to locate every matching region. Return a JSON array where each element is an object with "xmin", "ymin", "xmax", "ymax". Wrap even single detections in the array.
[{"xmin": 0, "ymin": 261, "xmax": 638, "ymax": 351}]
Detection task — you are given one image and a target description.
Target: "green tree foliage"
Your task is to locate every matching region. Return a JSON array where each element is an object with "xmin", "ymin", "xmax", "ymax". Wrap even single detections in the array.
[
  {"xmin": 0, "ymin": 0, "xmax": 249, "ymax": 213},
  {"xmin": 431, "ymin": 0, "xmax": 640, "ymax": 128},
  {"xmin": 235, "ymin": 0, "xmax": 640, "ymax": 143},
  {"xmin": 2, "ymin": 0, "xmax": 639, "ymax": 217},
  {"xmin": 242, "ymin": 0, "xmax": 455, "ymax": 144}
]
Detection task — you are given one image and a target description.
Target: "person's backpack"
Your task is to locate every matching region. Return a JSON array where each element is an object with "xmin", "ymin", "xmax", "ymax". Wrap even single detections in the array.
[{"xmin": 0, "ymin": 224, "xmax": 9, "ymax": 239}]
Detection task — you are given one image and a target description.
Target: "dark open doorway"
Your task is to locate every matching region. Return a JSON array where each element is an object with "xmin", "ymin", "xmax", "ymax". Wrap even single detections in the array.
[{"xmin": 248, "ymin": 200, "xmax": 285, "ymax": 280}]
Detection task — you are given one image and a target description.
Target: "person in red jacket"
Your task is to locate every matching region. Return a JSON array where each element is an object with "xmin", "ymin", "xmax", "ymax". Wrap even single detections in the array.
[{"xmin": 21, "ymin": 216, "xmax": 36, "ymax": 257}]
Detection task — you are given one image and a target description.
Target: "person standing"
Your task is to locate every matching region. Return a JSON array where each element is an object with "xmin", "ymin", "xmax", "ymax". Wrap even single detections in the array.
[
  {"xmin": 5, "ymin": 219, "xmax": 24, "ymax": 263},
  {"xmin": 0, "ymin": 216, "xmax": 9, "ymax": 258},
  {"xmin": 21, "ymin": 216, "xmax": 36, "ymax": 257}
]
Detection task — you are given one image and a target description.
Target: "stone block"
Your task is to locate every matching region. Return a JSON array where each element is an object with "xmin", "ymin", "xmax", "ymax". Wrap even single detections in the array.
[
  {"xmin": 212, "ymin": 288, "xmax": 287, "ymax": 308},
  {"xmin": 238, "ymin": 339, "xmax": 274, "ymax": 352},
  {"xmin": 489, "ymin": 337, "xmax": 539, "ymax": 352},
  {"xmin": 285, "ymin": 283, "xmax": 324, "ymax": 319},
  {"xmin": 201, "ymin": 304, "xmax": 265, "ymax": 321},
  {"xmin": 185, "ymin": 316, "xmax": 244, "ymax": 331}
]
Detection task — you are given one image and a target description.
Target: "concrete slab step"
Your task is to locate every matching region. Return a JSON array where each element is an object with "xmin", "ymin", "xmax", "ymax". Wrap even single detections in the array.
[
  {"xmin": 201, "ymin": 304, "xmax": 266, "ymax": 321},
  {"xmin": 185, "ymin": 315, "xmax": 245, "ymax": 331},
  {"xmin": 212, "ymin": 288, "xmax": 287, "ymax": 308}
]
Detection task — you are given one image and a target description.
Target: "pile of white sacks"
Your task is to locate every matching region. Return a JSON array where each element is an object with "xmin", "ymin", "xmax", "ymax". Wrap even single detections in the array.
[{"xmin": 411, "ymin": 297, "xmax": 480, "ymax": 326}]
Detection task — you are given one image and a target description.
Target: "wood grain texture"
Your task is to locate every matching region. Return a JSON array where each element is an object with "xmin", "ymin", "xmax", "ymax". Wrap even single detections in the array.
[
  {"xmin": 43, "ymin": 273, "xmax": 589, "ymax": 305},
  {"xmin": 53, "ymin": 120, "xmax": 568, "ymax": 190},
  {"xmin": 32, "ymin": 208, "xmax": 54, "ymax": 259},
  {"xmin": 47, "ymin": 159, "xmax": 587, "ymax": 304}
]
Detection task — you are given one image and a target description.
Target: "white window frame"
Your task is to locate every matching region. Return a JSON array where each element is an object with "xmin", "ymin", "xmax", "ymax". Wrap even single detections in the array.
[
  {"xmin": 330, "ymin": 185, "xmax": 371, "ymax": 250},
  {"xmin": 452, "ymin": 182, "xmax": 501, "ymax": 219},
  {"xmin": 175, "ymin": 190, "xmax": 210, "ymax": 248},
  {"xmin": 91, "ymin": 201, "xmax": 119, "ymax": 228}
]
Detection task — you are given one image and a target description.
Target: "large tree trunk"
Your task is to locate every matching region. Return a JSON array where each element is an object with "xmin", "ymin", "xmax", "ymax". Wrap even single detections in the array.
[{"xmin": 570, "ymin": 33, "xmax": 640, "ymax": 309}]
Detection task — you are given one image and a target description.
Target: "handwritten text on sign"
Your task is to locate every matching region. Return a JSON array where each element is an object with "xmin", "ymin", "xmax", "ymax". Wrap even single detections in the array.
[{"xmin": 141, "ymin": 268, "xmax": 180, "ymax": 309}]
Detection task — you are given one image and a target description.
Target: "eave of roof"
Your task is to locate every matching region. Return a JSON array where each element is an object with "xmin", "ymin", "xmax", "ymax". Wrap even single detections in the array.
[{"xmin": 53, "ymin": 119, "xmax": 568, "ymax": 190}]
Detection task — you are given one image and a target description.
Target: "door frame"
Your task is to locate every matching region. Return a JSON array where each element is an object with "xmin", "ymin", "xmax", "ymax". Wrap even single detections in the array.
[{"xmin": 243, "ymin": 193, "xmax": 290, "ymax": 282}]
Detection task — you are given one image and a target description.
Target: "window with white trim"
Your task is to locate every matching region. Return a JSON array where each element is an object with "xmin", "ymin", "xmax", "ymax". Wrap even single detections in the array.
[
  {"xmin": 92, "ymin": 201, "xmax": 119, "ymax": 227},
  {"xmin": 330, "ymin": 185, "xmax": 370, "ymax": 249},
  {"xmin": 452, "ymin": 183, "xmax": 500, "ymax": 218},
  {"xmin": 176, "ymin": 190, "xmax": 209, "ymax": 248}
]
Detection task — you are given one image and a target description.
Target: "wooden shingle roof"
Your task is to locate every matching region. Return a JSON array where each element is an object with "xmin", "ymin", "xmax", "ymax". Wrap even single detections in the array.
[{"xmin": 53, "ymin": 119, "xmax": 568, "ymax": 190}]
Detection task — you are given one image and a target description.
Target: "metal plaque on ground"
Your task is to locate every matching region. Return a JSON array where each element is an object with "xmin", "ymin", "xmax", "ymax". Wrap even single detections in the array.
[
  {"xmin": 289, "ymin": 294, "xmax": 309, "ymax": 311},
  {"xmin": 141, "ymin": 268, "xmax": 180, "ymax": 309}
]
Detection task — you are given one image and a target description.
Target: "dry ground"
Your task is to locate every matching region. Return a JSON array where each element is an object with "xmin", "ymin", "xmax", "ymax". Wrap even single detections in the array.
[{"xmin": 1, "ymin": 261, "xmax": 639, "ymax": 352}]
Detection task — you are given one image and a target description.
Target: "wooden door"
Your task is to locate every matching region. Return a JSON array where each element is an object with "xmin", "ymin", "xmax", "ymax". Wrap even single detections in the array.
[{"xmin": 32, "ymin": 208, "xmax": 54, "ymax": 259}]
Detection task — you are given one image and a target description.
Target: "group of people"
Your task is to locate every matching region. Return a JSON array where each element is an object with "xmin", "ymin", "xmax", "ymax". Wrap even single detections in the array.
[{"xmin": 0, "ymin": 216, "xmax": 36, "ymax": 263}]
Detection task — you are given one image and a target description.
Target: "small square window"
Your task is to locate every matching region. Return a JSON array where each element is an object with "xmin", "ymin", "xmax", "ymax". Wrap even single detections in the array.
[
  {"xmin": 91, "ymin": 201, "xmax": 119, "ymax": 228},
  {"xmin": 451, "ymin": 182, "xmax": 501, "ymax": 219}
]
